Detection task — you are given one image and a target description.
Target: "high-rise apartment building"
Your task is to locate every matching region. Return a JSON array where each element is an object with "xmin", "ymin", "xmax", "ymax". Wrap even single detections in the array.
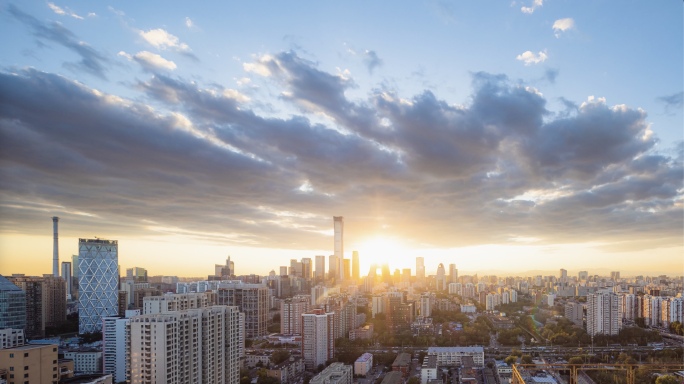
[
  {"xmin": 42, "ymin": 274, "xmax": 66, "ymax": 328},
  {"xmin": 126, "ymin": 267, "xmax": 148, "ymax": 283},
  {"xmin": 578, "ymin": 271, "xmax": 588, "ymax": 281},
  {"xmin": 78, "ymin": 238, "xmax": 119, "ymax": 334},
  {"xmin": 143, "ymin": 292, "xmax": 216, "ymax": 314},
  {"xmin": 559, "ymin": 269, "xmax": 568, "ymax": 284},
  {"xmin": 611, "ymin": 271, "xmax": 621, "ymax": 281},
  {"xmin": 281, "ymin": 296, "xmax": 311, "ymax": 334},
  {"xmin": 7, "ymin": 275, "xmax": 45, "ymax": 339},
  {"xmin": 587, "ymin": 291, "xmax": 621, "ymax": 336},
  {"xmin": 0, "ymin": 275, "xmax": 26, "ymax": 331},
  {"xmin": 130, "ymin": 305, "xmax": 243, "ymax": 384},
  {"xmin": 103, "ymin": 310, "xmax": 140, "ymax": 384},
  {"xmin": 302, "ymin": 309, "xmax": 335, "ymax": 371},
  {"xmin": 352, "ymin": 251, "xmax": 360, "ymax": 282},
  {"xmin": 216, "ymin": 282, "xmax": 269, "ymax": 338},
  {"xmin": 315, "ymin": 255, "xmax": 326, "ymax": 281},
  {"xmin": 564, "ymin": 302, "xmax": 583, "ymax": 327},
  {"xmin": 333, "ymin": 216, "xmax": 344, "ymax": 280}
]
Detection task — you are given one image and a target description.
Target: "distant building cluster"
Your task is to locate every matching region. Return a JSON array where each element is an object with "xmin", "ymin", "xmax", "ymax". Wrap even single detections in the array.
[{"xmin": 1, "ymin": 215, "xmax": 683, "ymax": 384}]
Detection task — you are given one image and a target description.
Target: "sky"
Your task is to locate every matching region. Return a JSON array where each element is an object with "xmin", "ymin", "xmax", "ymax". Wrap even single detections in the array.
[{"xmin": 0, "ymin": 1, "xmax": 682, "ymax": 278}]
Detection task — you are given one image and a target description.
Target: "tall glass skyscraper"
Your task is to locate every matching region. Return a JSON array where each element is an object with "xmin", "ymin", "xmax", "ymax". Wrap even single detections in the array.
[
  {"xmin": 78, "ymin": 238, "xmax": 119, "ymax": 334},
  {"xmin": 333, "ymin": 216, "xmax": 344, "ymax": 280},
  {"xmin": 0, "ymin": 275, "xmax": 26, "ymax": 331}
]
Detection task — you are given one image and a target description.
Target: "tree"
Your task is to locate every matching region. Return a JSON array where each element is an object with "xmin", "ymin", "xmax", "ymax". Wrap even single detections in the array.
[
  {"xmin": 655, "ymin": 375, "xmax": 679, "ymax": 384},
  {"xmin": 568, "ymin": 357, "xmax": 584, "ymax": 365},
  {"xmin": 521, "ymin": 355, "xmax": 533, "ymax": 364},
  {"xmin": 504, "ymin": 356, "xmax": 518, "ymax": 366},
  {"xmin": 407, "ymin": 377, "xmax": 420, "ymax": 384},
  {"xmin": 271, "ymin": 350, "xmax": 291, "ymax": 365}
]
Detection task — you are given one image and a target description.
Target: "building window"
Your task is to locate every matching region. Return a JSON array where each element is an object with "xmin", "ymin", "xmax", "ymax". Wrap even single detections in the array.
[
  {"xmin": 24, "ymin": 353, "xmax": 29, "ymax": 357},
  {"xmin": 9, "ymin": 353, "xmax": 14, "ymax": 358}
]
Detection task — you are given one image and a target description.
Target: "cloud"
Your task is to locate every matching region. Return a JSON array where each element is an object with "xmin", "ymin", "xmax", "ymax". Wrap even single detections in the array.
[
  {"xmin": 363, "ymin": 50, "xmax": 383, "ymax": 74},
  {"xmin": 516, "ymin": 50, "xmax": 548, "ymax": 65},
  {"xmin": 544, "ymin": 68, "xmax": 559, "ymax": 83},
  {"xmin": 657, "ymin": 91, "xmax": 683, "ymax": 113},
  {"xmin": 139, "ymin": 28, "xmax": 189, "ymax": 51},
  {"xmin": 47, "ymin": 2, "xmax": 83, "ymax": 20},
  {"xmin": 0, "ymin": 52, "xmax": 681, "ymax": 255},
  {"xmin": 521, "ymin": 0, "xmax": 543, "ymax": 14},
  {"xmin": 134, "ymin": 51, "xmax": 177, "ymax": 71},
  {"xmin": 185, "ymin": 17, "xmax": 194, "ymax": 29},
  {"xmin": 7, "ymin": 4, "xmax": 108, "ymax": 79},
  {"xmin": 552, "ymin": 18, "xmax": 575, "ymax": 37}
]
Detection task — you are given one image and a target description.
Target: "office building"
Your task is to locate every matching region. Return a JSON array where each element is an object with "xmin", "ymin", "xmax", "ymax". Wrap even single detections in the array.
[
  {"xmin": 559, "ymin": 269, "xmax": 568, "ymax": 284},
  {"xmin": 449, "ymin": 264, "xmax": 458, "ymax": 283},
  {"xmin": 281, "ymin": 296, "xmax": 310, "ymax": 335},
  {"xmin": 0, "ymin": 275, "xmax": 27, "ymax": 332},
  {"xmin": 587, "ymin": 291, "xmax": 621, "ymax": 336},
  {"xmin": 578, "ymin": 271, "xmax": 588, "ymax": 281},
  {"xmin": 328, "ymin": 255, "xmax": 338, "ymax": 281},
  {"xmin": 302, "ymin": 309, "xmax": 335, "ymax": 370},
  {"xmin": 61, "ymin": 261, "xmax": 72, "ymax": 300},
  {"xmin": 416, "ymin": 257, "xmax": 425, "ymax": 282},
  {"xmin": 0, "ymin": 343, "xmax": 58, "ymax": 384},
  {"xmin": 216, "ymin": 282, "xmax": 269, "ymax": 338},
  {"xmin": 125, "ymin": 267, "xmax": 148, "ymax": 283},
  {"xmin": 78, "ymin": 238, "xmax": 119, "ymax": 334},
  {"xmin": 352, "ymin": 251, "xmax": 360, "ymax": 281},
  {"xmin": 301, "ymin": 258, "xmax": 312, "ymax": 280},
  {"xmin": 333, "ymin": 216, "xmax": 344, "ymax": 280},
  {"xmin": 611, "ymin": 271, "xmax": 621, "ymax": 281},
  {"xmin": 63, "ymin": 350, "xmax": 103, "ymax": 374},
  {"xmin": 310, "ymin": 363, "xmax": 352, "ymax": 384},
  {"xmin": 436, "ymin": 264, "xmax": 446, "ymax": 291},
  {"xmin": 130, "ymin": 305, "xmax": 243, "ymax": 384},
  {"xmin": 42, "ymin": 275, "xmax": 67, "ymax": 328},
  {"xmin": 315, "ymin": 255, "xmax": 326, "ymax": 281}
]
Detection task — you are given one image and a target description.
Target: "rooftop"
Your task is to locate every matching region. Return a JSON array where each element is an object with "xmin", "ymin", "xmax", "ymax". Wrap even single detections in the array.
[{"xmin": 428, "ymin": 347, "xmax": 484, "ymax": 353}]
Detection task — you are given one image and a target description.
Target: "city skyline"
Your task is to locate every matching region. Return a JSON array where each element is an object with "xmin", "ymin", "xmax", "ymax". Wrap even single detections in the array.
[{"xmin": 0, "ymin": 2, "xmax": 682, "ymax": 278}]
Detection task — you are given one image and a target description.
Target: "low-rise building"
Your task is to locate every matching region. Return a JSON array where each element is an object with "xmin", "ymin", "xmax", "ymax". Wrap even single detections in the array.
[
  {"xmin": 267, "ymin": 357, "xmax": 305, "ymax": 384},
  {"xmin": 63, "ymin": 350, "xmax": 103, "ymax": 374},
  {"xmin": 354, "ymin": 353, "xmax": 373, "ymax": 377},
  {"xmin": 310, "ymin": 363, "xmax": 352, "ymax": 384},
  {"xmin": 392, "ymin": 352, "xmax": 412, "ymax": 377},
  {"xmin": 427, "ymin": 347, "xmax": 484, "ymax": 368},
  {"xmin": 381, "ymin": 371, "xmax": 404, "ymax": 384},
  {"xmin": 0, "ymin": 343, "xmax": 59, "ymax": 384},
  {"xmin": 420, "ymin": 355, "xmax": 438, "ymax": 384},
  {"xmin": 0, "ymin": 329, "xmax": 25, "ymax": 349}
]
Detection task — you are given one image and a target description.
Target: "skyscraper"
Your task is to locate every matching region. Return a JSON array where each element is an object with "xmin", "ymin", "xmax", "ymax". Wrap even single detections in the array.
[
  {"xmin": 103, "ymin": 309, "xmax": 140, "ymax": 383},
  {"xmin": 61, "ymin": 261, "xmax": 72, "ymax": 300},
  {"xmin": 7, "ymin": 275, "xmax": 45, "ymax": 339},
  {"xmin": 302, "ymin": 309, "xmax": 335, "ymax": 371},
  {"xmin": 216, "ymin": 282, "xmax": 269, "ymax": 338},
  {"xmin": 449, "ymin": 264, "xmax": 458, "ymax": 283},
  {"xmin": 302, "ymin": 258, "xmax": 312, "ymax": 280},
  {"xmin": 559, "ymin": 268, "xmax": 568, "ymax": 284},
  {"xmin": 416, "ymin": 257, "xmax": 425, "ymax": 282},
  {"xmin": 436, "ymin": 263, "xmax": 446, "ymax": 291},
  {"xmin": 352, "ymin": 251, "xmax": 360, "ymax": 281},
  {"xmin": 78, "ymin": 238, "xmax": 119, "ymax": 334},
  {"xmin": 52, "ymin": 216, "xmax": 60, "ymax": 277},
  {"xmin": 333, "ymin": 216, "xmax": 344, "ymax": 280},
  {"xmin": 281, "ymin": 296, "xmax": 310, "ymax": 334},
  {"xmin": 315, "ymin": 255, "xmax": 326, "ymax": 281},
  {"xmin": 328, "ymin": 255, "xmax": 338, "ymax": 281}
]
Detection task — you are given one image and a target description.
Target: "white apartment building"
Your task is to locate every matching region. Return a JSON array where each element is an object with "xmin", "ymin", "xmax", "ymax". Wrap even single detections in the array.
[
  {"xmin": 0, "ymin": 328, "xmax": 24, "ymax": 349},
  {"xmin": 129, "ymin": 305, "xmax": 243, "ymax": 384},
  {"xmin": 103, "ymin": 310, "xmax": 139, "ymax": 383},
  {"xmin": 64, "ymin": 350, "xmax": 103, "ymax": 374},
  {"xmin": 354, "ymin": 353, "xmax": 373, "ymax": 376},
  {"xmin": 143, "ymin": 292, "xmax": 215, "ymax": 314},
  {"xmin": 587, "ymin": 291, "xmax": 621, "ymax": 336},
  {"xmin": 302, "ymin": 309, "xmax": 334, "ymax": 371}
]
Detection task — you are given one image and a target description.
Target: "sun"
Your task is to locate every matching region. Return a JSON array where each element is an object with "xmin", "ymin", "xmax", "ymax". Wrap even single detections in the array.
[{"xmin": 356, "ymin": 236, "xmax": 406, "ymax": 270}]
